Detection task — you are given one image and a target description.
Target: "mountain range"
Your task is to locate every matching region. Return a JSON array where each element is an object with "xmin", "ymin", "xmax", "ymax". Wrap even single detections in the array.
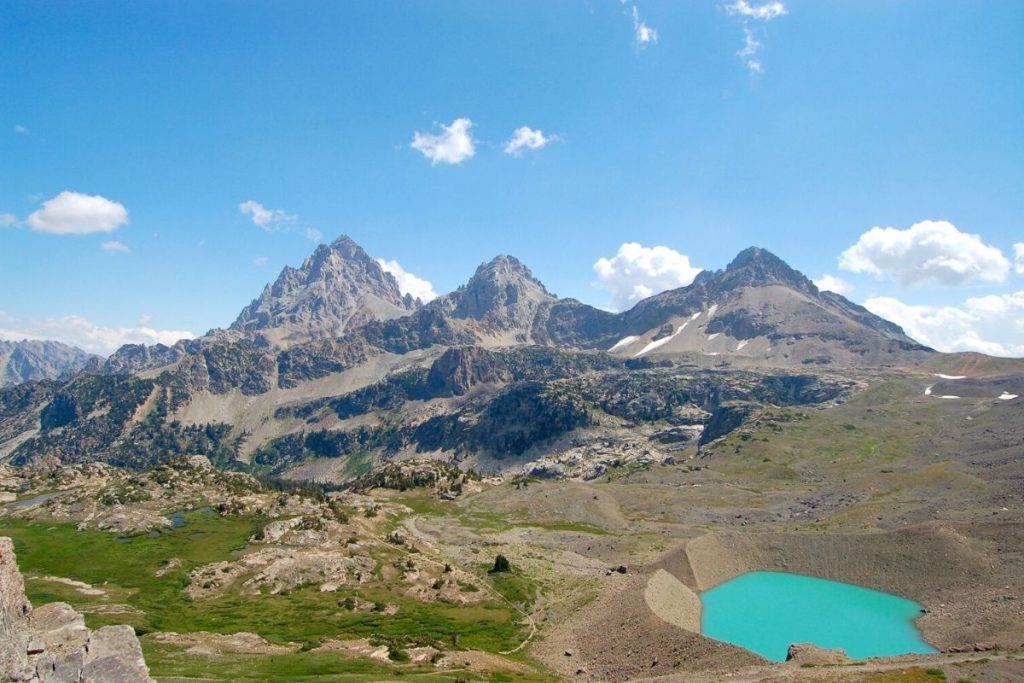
[
  {"xmin": 104, "ymin": 236, "xmax": 930, "ymax": 370},
  {"xmin": 3, "ymin": 234, "xmax": 1013, "ymax": 481},
  {"xmin": 0, "ymin": 340, "xmax": 98, "ymax": 389}
]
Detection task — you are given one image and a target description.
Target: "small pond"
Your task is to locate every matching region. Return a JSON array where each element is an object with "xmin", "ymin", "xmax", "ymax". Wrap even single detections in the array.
[
  {"xmin": 700, "ymin": 571, "xmax": 938, "ymax": 662},
  {"xmin": 3, "ymin": 491, "xmax": 68, "ymax": 512},
  {"xmin": 169, "ymin": 506, "xmax": 215, "ymax": 528}
]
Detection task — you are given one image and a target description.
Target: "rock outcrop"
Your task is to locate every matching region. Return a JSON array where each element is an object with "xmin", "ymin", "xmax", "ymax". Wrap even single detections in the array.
[
  {"xmin": 0, "ymin": 537, "xmax": 154, "ymax": 682},
  {"xmin": 425, "ymin": 346, "xmax": 512, "ymax": 397},
  {"xmin": 785, "ymin": 642, "xmax": 850, "ymax": 665}
]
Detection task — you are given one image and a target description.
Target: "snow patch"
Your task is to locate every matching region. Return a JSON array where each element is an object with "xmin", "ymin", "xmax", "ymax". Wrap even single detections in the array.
[
  {"xmin": 608, "ymin": 336, "xmax": 639, "ymax": 352},
  {"xmin": 997, "ymin": 392, "xmax": 1019, "ymax": 400},
  {"xmin": 690, "ymin": 311, "xmax": 702, "ymax": 321},
  {"xmin": 924, "ymin": 385, "xmax": 933, "ymax": 396},
  {"xmin": 707, "ymin": 304, "xmax": 718, "ymax": 317},
  {"xmin": 939, "ymin": 395, "xmax": 960, "ymax": 399},
  {"xmin": 935, "ymin": 374, "xmax": 966, "ymax": 380},
  {"xmin": 634, "ymin": 325, "xmax": 685, "ymax": 357},
  {"xmin": 707, "ymin": 332, "xmax": 720, "ymax": 341},
  {"xmin": 736, "ymin": 340, "xmax": 748, "ymax": 351}
]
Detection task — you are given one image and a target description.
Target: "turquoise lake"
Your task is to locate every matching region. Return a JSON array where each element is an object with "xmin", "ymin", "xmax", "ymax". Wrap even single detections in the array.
[{"xmin": 700, "ymin": 571, "xmax": 938, "ymax": 662}]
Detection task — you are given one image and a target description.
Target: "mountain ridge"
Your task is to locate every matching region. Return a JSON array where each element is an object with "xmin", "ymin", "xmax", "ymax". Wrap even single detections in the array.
[
  {"xmin": 96, "ymin": 239, "xmax": 930, "ymax": 380},
  {"xmin": 0, "ymin": 339, "xmax": 99, "ymax": 388}
]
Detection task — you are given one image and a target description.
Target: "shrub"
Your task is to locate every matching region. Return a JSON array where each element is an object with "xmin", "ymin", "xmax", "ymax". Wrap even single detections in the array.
[
  {"xmin": 387, "ymin": 646, "xmax": 410, "ymax": 662},
  {"xmin": 489, "ymin": 554, "xmax": 511, "ymax": 573}
]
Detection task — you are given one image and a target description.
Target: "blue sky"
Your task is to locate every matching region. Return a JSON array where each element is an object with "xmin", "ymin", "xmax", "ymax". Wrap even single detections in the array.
[{"xmin": 2, "ymin": 1, "xmax": 1022, "ymax": 356}]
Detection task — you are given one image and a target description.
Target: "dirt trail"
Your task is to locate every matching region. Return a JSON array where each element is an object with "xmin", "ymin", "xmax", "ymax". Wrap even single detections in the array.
[
  {"xmin": 631, "ymin": 652, "xmax": 1024, "ymax": 682},
  {"xmin": 402, "ymin": 515, "xmax": 538, "ymax": 656}
]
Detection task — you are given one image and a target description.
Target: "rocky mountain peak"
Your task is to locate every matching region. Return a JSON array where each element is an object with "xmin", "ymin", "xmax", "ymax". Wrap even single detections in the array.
[
  {"xmin": 708, "ymin": 246, "xmax": 815, "ymax": 294},
  {"xmin": 229, "ymin": 235, "xmax": 418, "ymax": 344},
  {"xmin": 447, "ymin": 255, "xmax": 555, "ymax": 330},
  {"xmin": 470, "ymin": 255, "xmax": 546, "ymax": 286}
]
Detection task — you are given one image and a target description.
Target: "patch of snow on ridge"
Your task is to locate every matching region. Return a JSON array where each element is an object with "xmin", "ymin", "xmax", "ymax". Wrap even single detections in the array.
[
  {"xmin": 690, "ymin": 311, "xmax": 702, "ymax": 321},
  {"xmin": 939, "ymin": 395, "xmax": 960, "ymax": 399},
  {"xmin": 924, "ymin": 385, "xmax": 933, "ymax": 396},
  {"xmin": 707, "ymin": 332, "xmax": 720, "ymax": 340},
  {"xmin": 634, "ymin": 324, "xmax": 687, "ymax": 357},
  {"xmin": 736, "ymin": 340, "xmax": 748, "ymax": 351},
  {"xmin": 998, "ymin": 392, "xmax": 1019, "ymax": 400},
  {"xmin": 608, "ymin": 336, "xmax": 639, "ymax": 352},
  {"xmin": 935, "ymin": 374, "xmax": 966, "ymax": 380},
  {"xmin": 707, "ymin": 304, "xmax": 718, "ymax": 317}
]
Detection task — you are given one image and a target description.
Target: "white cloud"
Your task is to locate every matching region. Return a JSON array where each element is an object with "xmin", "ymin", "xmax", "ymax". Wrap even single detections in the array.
[
  {"xmin": 864, "ymin": 293, "xmax": 1024, "ymax": 358},
  {"xmin": 0, "ymin": 310, "xmax": 195, "ymax": 356},
  {"xmin": 726, "ymin": 0, "xmax": 787, "ymax": 21},
  {"xmin": 737, "ymin": 27, "xmax": 763, "ymax": 73},
  {"xmin": 411, "ymin": 118, "xmax": 476, "ymax": 165},
  {"xmin": 503, "ymin": 126, "xmax": 552, "ymax": 157},
  {"xmin": 377, "ymin": 258, "xmax": 438, "ymax": 303},
  {"xmin": 0, "ymin": 213, "xmax": 19, "ymax": 228},
  {"xmin": 593, "ymin": 243, "xmax": 703, "ymax": 311},
  {"xmin": 100, "ymin": 240, "xmax": 129, "ymax": 253},
  {"xmin": 26, "ymin": 191, "xmax": 128, "ymax": 235},
  {"xmin": 813, "ymin": 274, "xmax": 852, "ymax": 296},
  {"xmin": 1014, "ymin": 243, "xmax": 1024, "ymax": 276},
  {"xmin": 252, "ymin": 256, "xmax": 269, "ymax": 267},
  {"xmin": 239, "ymin": 200, "xmax": 297, "ymax": 231},
  {"xmin": 839, "ymin": 220, "xmax": 1010, "ymax": 286},
  {"xmin": 725, "ymin": 1, "xmax": 786, "ymax": 73},
  {"xmin": 238, "ymin": 200, "xmax": 320, "ymax": 242},
  {"xmin": 631, "ymin": 6, "xmax": 659, "ymax": 47},
  {"xmin": 14, "ymin": 125, "xmax": 29, "ymax": 135}
]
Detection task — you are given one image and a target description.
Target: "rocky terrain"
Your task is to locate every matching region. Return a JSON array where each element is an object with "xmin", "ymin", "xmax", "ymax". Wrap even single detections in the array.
[
  {"xmin": 0, "ymin": 340, "xmax": 97, "ymax": 389},
  {"xmin": 1, "ymin": 373, "xmax": 1022, "ymax": 681}
]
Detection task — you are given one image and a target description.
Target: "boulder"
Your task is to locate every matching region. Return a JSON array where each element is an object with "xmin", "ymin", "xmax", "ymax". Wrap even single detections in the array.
[{"xmin": 785, "ymin": 643, "xmax": 850, "ymax": 665}]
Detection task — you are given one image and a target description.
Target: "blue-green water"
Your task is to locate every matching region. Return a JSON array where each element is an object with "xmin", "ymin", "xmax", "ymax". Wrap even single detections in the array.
[{"xmin": 701, "ymin": 571, "xmax": 938, "ymax": 662}]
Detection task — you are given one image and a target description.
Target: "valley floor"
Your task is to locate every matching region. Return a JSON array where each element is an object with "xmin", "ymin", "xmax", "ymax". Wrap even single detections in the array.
[{"xmin": 2, "ymin": 373, "xmax": 1023, "ymax": 682}]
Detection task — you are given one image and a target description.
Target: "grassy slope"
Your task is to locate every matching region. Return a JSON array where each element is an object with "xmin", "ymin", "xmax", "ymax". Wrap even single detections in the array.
[{"xmin": 0, "ymin": 509, "xmax": 539, "ymax": 681}]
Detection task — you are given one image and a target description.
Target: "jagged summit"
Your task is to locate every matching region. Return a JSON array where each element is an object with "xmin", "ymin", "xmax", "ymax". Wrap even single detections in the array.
[
  {"xmin": 690, "ymin": 246, "xmax": 815, "ymax": 295},
  {"xmin": 229, "ymin": 234, "xmax": 417, "ymax": 344},
  {"xmin": 439, "ymin": 254, "xmax": 555, "ymax": 332}
]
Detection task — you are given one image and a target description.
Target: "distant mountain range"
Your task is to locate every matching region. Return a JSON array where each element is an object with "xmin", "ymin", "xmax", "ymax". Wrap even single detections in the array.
[
  {"xmin": 8, "ymin": 234, "xmax": 1009, "ymax": 480},
  {"xmin": 98, "ymin": 236, "xmax": 931, "ymax": 377},
  {"xmin": 0, "ymin": 340, "xmax": 98, "ymax": 388}
]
